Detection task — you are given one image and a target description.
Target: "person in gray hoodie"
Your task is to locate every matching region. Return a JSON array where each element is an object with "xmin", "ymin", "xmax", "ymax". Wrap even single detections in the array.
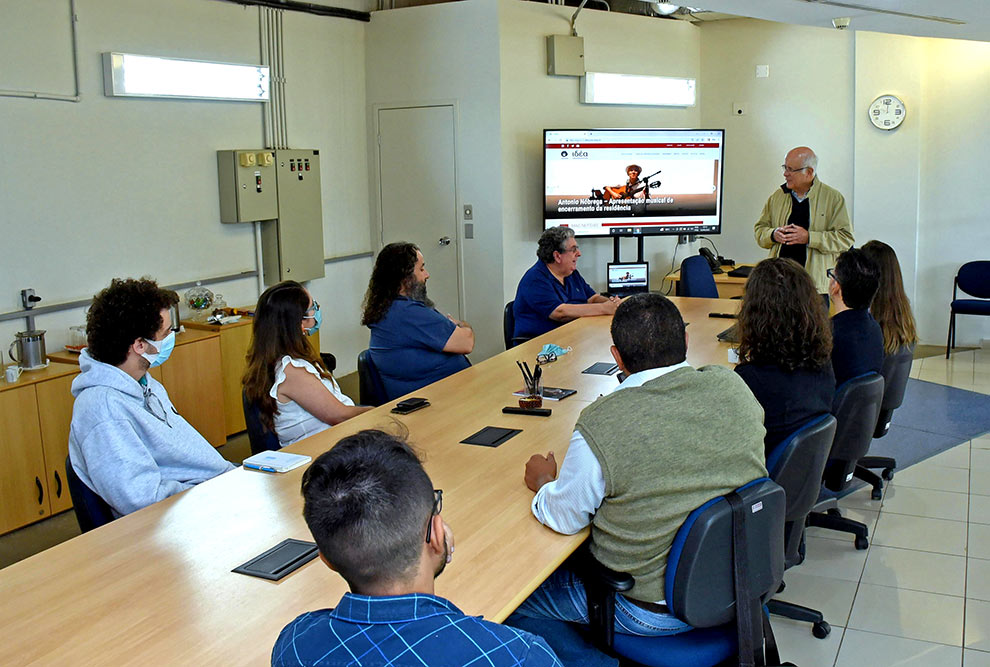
[{"xmin": 68, "ymin": 278, "xmax": 234, "ymax": 517}]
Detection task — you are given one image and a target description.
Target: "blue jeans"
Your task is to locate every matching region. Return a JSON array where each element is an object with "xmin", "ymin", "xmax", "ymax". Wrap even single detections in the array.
[{"xmin": 512, "ymin": 568, "xmax": 691, "ymax": 637}]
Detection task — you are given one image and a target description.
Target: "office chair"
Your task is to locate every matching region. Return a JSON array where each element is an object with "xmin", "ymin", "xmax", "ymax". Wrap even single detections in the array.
[
  {"xmin": 679, "ymin": 255, "xmax": 719, "ymax": 298},
  {"xmin": 765, "ymin": 414, "xmax": 837, "ymax": 639},
  {"xmin": 806, "ymin": 373, "xmax": 884, "ymax": 550},
  {"xmin": 946, "ymin": 260, "xmax": 990, "ymax": 358},
  {"xmin": 242, "ymin": 391, "xmax": 281, "ymax": 455},
  {"xmin": 503, "ymin": 301, "xmax": 530, "ymax": 349},
  {"xmin": 65, "ymin": 454, "xmax": 116, "ymax": 533},
  {"xmin": 579, "ymin": 479, "xmax": 788, "ymax": 667},
  {"xmin": 855, "ymin": 345, "xmax": 914, "ymax": 499},
  {"xmin": 357, "ymin": 349, "xmax": 388, "ymax": 406}
]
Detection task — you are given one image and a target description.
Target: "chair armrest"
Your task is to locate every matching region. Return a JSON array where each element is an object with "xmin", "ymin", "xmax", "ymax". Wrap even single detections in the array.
[{"xmin": 567, "ymin": 544, "xmax": 634, "ymax": 650}]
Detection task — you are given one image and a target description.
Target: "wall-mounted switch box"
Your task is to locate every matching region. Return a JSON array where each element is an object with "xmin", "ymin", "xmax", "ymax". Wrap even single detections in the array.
[
  {"xmin": 217, "ymin": 149, "xmax": 278, "ymax": 223},
  {"xmin": 546, "ymin": 35, "xmax": 585, "ymax": 76},
  {"xmin": 260, "ymin": 149, "xmax": 325, "ymax": 284}
]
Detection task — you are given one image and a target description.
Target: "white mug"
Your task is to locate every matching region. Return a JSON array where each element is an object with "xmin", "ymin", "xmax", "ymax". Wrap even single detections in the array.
[{"xmin": 5, "ymin": 365, "xmax": 23, "ymax": 383}]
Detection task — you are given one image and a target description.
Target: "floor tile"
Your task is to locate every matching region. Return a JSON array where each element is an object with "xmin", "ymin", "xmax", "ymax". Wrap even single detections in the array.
[
  {"xmin": 973, "ymin": 469, "xmax": 990, "ymax": 497},
  {"xmin": 835, "ymin": 629, "xmax": 962, "ymax": 666},
  {"xmin": 774, "ymin": 571, "xmax": 859, "ymax": 626},
  {"xmin": 966, "ymin": 599, "xmax": 990, "ymax": 651},
  {"xmin": 968, "ymin": 558, "xmax": 990, "ymax": 602},
  {"xmin": 839, "ymin": 486, "xmax": 885, "ymax": 511},
  {"xmin": 918, "ymin": 366, "xmax": 974, "ymax": 388},
  {"xmin": 807, "ymin": 507, "xmax": 880, "ymax": 545},
  {"xmin": 771, "ymin": 617, "xmax": 843, "ymax": 667},
  {"xmin": 972, "ymin": 449, "xmax": 990, "ymax": 471},
  {"xmin": 881, "ymin": 486, "xmax": 969, "ymax": 522},
  {"xmin": 860, "ymin": 546, "xmax": 966, "ymax": 596},
  {"xmin": 894, "ymin": 464, "xmax": 970, "ymax": 493},
  {"xmin": 973, "ymin": 434, "xmax": 990, "ymax": 450},
  {"xmin": 921, "ymin": 352, "xmax": 975, "ymax": 372},
  {"xmin": 970, "ymin": 523, "xmax": 990, "ymax": 560},
  {"xmin": 965, "ymin": 648, "xmax": 990, "ymax": 667},
  {"xmin": 927, "ymin": 442, "xmax": 971, "ymax": 469},
  {"xmin": 972, "ymin": 495, "xmax": 990, "ymax": 524},
  {"xmin": 872, "ymin": 514, "xmax": 968, "ymax": 556},
  {"xmin": 802, "ymin": 536, "xmax": 870, "ymax": 582},
  {"xmin": 847, "ymin": 583, "xmax": 964, "ymax": 645}
]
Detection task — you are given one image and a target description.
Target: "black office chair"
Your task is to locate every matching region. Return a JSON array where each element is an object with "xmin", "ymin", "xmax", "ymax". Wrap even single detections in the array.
[
  {"xmin": 946, "ymin": 260, "xmax": 990, "ymax": 358},
  {"xmin": 357, "ymin": 349, "xmax": 388, "ymax": 406},
  {"xmin": 65, "ymin": 454, "xmax": 116, "ymax": 533},
  {"xmin": 678, "ymin": 255, "xmax": 719, "ymax": 298},
  {"xmin": 806, "ymin": 373, "xmax": 885, "ymax": 550},
  {"xmin": 503, "ymin": 301, "xmax": 530, "ymax": 349},
  {"xmin": 765, "ymin": 414, "xmax": 837, "ymax": 639},
  {"xmin": 579, "ymin": 479, "xmax": 788, "ymax": 667},
  {"xmin": 242, "ymin": 391, "xmax": 281, "ymax": 455},
  {"xmin": 855, "ymin": 345, "xmax": 914, "ymax": 499}
]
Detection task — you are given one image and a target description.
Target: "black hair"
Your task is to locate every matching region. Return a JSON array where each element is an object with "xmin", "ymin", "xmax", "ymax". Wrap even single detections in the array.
[
  {"xmin": 362, "ymin": 243, "xmax": 420, "ymax": 325},
  {"xmin": 86, "ymin": 278, "xmax": 178, "ymax": 366},
  {"xmin": 610, "ymin": 293, "xmax": 687, "ymax": 373},
  {"xmin": 301, "ymin": 429, "xmax": 434, "ymax": 592},
  {"xmin": 833, "ymin": 248, "xmax": 880, "ymax": 310}
]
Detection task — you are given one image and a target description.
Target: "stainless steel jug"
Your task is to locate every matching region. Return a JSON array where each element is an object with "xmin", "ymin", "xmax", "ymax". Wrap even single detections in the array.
[{"xmin": 9, "ymin": 330, "xmax": 48, "ymax": 370}]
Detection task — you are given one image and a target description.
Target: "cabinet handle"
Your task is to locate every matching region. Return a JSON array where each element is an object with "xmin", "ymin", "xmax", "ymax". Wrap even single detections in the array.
[
  {"xmin": 36, "ymin": 476, "xmax": 44, "ymax": 505},
  {"xmin": 55, "ymin": 470, "xmax": 63, "ymax": 498}
]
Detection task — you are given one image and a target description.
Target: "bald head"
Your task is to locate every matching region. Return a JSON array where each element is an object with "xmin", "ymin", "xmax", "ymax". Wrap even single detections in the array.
[
  {"xmin": 783, "ymin": 147, "xmax": 818, "ymax": 194},
  {"xmin": 786, "ymin": 147, "xmax": 818, "ymax": 172}
]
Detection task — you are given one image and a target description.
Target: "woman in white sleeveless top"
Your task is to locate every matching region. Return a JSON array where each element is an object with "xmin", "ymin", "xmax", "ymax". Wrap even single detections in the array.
[{"xmin": 243, "ymin": 281, "xmax": 370, "ymax": 447}]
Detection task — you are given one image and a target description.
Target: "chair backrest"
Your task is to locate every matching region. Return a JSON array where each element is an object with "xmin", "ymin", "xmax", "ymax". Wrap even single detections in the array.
[
  {"xmin": 825, "ymin": 372, "xmax": 884, "ymax": 491},
  {"xmin": 874, "ymin": 344, "xmax": 914, "ymax": 438},
  {"xmin": 242, "ymin": 391, "xmax": 281, "ymax": 455},
  {"xmin": 664, "ymin": 478, "xmax": 785, "ymax": 628},
  {"xmin": 957, "ymin": 261, "xmax": 990, "ymax": 298},
  {"xmin": 503, "ymin": 301, "xmax": 515, "ymax": 350},
  {"xmin": 65, "ymin": 454, "xmax": 116, "ymax": 533},
  {"xmin": 679, "ymin": 255, "xmax": 719, "ymax": 298},
  {"xmin": 357, "ymin": 349, "xmax": 388, "ymax": 406}
]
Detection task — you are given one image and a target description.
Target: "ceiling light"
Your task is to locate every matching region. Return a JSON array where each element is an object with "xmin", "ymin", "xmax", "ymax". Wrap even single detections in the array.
[{"xmin": 581, "ymin": 72, "xmax": 696, "ymax": 107}]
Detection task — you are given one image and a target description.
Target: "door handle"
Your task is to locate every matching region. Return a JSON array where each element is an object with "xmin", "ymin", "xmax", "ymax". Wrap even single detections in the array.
[
  {"xmin": 55, "ymin": 470, "xmax": 63, "ymax": 498},
  {"xmin": 36, "ymin": 476, "xmax": 44, "ymax": 505},
  {"xmin": 438, "ymin": 237, "xmax": 451, "ymax": 247}
]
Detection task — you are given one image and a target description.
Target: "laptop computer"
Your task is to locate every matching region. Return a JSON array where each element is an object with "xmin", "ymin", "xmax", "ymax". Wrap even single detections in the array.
[{"xmin": 607, "ymin": 262, "xmax": 649, "ymax": 297}]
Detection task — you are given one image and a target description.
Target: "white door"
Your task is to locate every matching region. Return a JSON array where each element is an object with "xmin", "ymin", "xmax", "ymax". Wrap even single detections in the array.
[{"xmin": 377, "ymin": 105, "xmax": 461, "ymax": 319}]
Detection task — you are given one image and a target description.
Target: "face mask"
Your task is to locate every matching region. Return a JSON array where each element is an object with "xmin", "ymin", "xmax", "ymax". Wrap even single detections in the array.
[
  {"xmin": 141, "ymin": 331, "xmax": 176, "ymax": 368},
  {"xmin": 540, "ymin": 343, "xmax": 571, "ymax": 357},
  {"xmin": 303, "ymin": 301, "xmax": 322, "ymax": 336}
]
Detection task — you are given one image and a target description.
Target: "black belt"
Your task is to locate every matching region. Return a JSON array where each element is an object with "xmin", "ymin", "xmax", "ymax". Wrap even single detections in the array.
[{"xmin": 622, "ymin": 596, "xmax": 669, "ymax": 615}]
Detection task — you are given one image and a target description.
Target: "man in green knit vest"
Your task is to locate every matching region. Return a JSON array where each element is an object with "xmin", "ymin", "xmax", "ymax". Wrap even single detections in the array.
[{"xmin": 510, "ymin": 293, "xmax": 767, "ymax": 637}]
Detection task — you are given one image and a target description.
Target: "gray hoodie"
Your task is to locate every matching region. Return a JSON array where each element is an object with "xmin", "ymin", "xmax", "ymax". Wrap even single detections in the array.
[{"xmin": 68, "ymin": 349, "xmax": 234, "ymax": 517}]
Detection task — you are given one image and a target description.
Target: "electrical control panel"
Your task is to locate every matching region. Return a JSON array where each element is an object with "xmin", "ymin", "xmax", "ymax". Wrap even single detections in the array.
[
  {"xmin": 260, "ymin": 149, "xmax": 325, "ymax": 284},
  {"xmin": 217, "ymin": 149, "xmax": 278, "ymax": 223}
]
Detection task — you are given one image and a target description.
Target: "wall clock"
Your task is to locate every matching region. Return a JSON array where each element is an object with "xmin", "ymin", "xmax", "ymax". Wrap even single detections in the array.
[{"xmin": 869, "ymin": 95, "xmax": 906, "ymax": 130}]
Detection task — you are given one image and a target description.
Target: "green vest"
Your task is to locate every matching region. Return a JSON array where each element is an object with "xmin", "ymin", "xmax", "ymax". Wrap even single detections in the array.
[{"xmin": 576, "ymin": 365, "xmax": 767, "ymax": 602}]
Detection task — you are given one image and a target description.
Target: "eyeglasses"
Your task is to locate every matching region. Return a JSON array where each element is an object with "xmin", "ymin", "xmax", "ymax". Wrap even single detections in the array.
[
  {"xmin": 536, "ymin": 352, "xmax": 557, "ymax": 365},
  {"xmin": 304, "ymin": 300, "xmax": 320, "ymax": 319},
  {"xmin": 425, "ymin": 489, "xmax": 443, "ymax": 543},
  {"xmin": 781, "ymin": 165, "xmax": 810, "ymax": 174},
  {"xmin": 827, "ymin": 268, "xmax": 839, "ymax": 283},
  {"xmin": 562, "ymin": 244, "xmax": 580, "ymax": 254}
]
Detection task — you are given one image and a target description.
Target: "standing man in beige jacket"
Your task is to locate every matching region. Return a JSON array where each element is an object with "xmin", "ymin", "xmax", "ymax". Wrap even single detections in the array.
[{"xmin": 754, "ymin": 146, "xmax": 854, "ymax": 293}]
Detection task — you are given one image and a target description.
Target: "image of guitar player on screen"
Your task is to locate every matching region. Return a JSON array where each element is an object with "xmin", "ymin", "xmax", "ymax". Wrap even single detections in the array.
[{"xmin": 594, "ymin": 164, "xmax": 646, "ymax": 201}]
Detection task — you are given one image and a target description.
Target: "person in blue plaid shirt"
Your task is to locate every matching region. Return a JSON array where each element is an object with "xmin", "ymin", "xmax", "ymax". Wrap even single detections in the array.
[{"xmin": 271, "ymin": 429, "xmax": 564, "ymax": 667}]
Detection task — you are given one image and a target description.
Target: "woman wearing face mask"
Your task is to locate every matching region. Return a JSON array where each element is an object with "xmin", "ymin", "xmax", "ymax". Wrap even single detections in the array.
[{"xmin": 243, "ymin": 281, "xmax": 370, "ymax": 447}]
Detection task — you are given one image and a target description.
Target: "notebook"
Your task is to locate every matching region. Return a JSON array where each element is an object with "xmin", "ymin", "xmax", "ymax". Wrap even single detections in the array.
[{"xmin": 242, "ymin": 450, "xmax": 312, "ymax": 473}]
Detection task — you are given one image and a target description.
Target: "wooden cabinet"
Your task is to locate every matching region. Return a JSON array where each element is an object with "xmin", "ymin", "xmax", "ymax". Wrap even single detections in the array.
[{"xmin": 35, "ymin": 374, "xmax": 75, "ymax": 514}]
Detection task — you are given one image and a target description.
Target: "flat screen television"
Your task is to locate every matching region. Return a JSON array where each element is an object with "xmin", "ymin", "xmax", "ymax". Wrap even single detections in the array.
[{"xmin": 544, "ymin": 128, "xmax": 724, "ymax": 237}]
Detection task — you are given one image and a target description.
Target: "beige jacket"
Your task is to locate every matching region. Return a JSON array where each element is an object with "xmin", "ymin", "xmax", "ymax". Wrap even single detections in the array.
[{"xmin": 754, "ymin": 178, "xmax": 854, "ymax": 293}]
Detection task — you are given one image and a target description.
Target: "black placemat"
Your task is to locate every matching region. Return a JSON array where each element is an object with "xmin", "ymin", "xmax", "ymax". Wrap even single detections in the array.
[
  {"xmin": 461, "ymin": 426, "xmax": 522, "ymax": 448},
  {"xmin": 232, "ymin": 538, "xmax": 318, "ymax": 581}
]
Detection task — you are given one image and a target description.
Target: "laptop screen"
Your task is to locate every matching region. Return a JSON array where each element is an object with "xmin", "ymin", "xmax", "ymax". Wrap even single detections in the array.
[{"xmin": 607, "ymin": 262, "xmax": 649, "ymax": 294}]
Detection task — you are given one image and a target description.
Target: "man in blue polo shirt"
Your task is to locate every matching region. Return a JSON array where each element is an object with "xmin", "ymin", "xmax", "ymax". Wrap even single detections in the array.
[
  {"xmin": 513, "ymin": 226, "xmax": 620, "ymax": 340},
  {"xmin": 362, "ymin": 242, "xmax": 472, "ymax": 400},
  {"xmin": 271, "ymin": 429, "xmax": 566, "ymax": 667}
]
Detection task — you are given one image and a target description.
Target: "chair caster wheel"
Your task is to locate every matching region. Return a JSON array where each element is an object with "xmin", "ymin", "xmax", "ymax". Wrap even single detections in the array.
[
  {"xmin": 827, "ymin": 508, "xmax": 842, "ymax": 517},
  {"xmin": 812, "ymin": 621, "xmax": 831, "ymax": 639},
  {"xmin": 871, "ymin": 487, "xmax": 882, "ymax": 500},
  {"xmin": 882, "ymin": 468, "xmax": 895, "ymax": 481},
  {"xmin": 855, "ymin": 536, "xmax": 869, "ymax": 550},
  {"xmin": 777, "ymin": 581, "xmax": 786, "ymax": 594}
]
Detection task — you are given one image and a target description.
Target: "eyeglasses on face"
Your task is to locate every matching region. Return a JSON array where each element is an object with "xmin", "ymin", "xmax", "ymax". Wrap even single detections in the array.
[
  {"xmin": 827, "ymin": 268, "xmax": 839, "ymax": 283},
  {"xmin": 781, "ymin": 165, "xmax": 809, "ymax": 174},
  {"xmin": 425, "ymin": 489, "xmax": 443, "ymax": 543},
  {"xmin": 304, "ymin": 300, "xmax": 321, "ymax": 319}
]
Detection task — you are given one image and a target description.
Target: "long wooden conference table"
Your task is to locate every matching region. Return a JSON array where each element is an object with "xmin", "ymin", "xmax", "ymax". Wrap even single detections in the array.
[{"xmin": 0, "ymin": 296, "xmax": 740, "ymax": 665}]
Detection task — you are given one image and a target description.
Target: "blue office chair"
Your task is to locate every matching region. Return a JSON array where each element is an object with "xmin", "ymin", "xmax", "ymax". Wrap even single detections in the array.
[
  {"xmin": 65, "ymin": 454, "xmax": 116, "ymax": 533},
  {"xmin": 679, "ymin": 255, "xmax": 719, "ymax": 298},
  {"xmin": 946, "ymin": 261, "xmax": 990, "ymax": 358},
  {"xmin": 855, "ymin": 345, "xmax": 914, "ymax": 499},
  {"xmin": 580, "ymin": 479, "xmax": 788, "ymax": 667},
  {"xmin": 504, "ymin": 301, "xmax": 531, "ymax": 350},
  {"xmin": 806, "ymin": 373, "xmax": 884, "ymax": 550},
  {"xmin": 357, "ymin": 349, "xmax": 388, "ymax": 406},
  {"xmin": 242, "ymin": 391, "xmax": 281, "ymax": 455},
  {"xmin": 765, "ymin": 414, "xmax": 837, "ymax": 639}
]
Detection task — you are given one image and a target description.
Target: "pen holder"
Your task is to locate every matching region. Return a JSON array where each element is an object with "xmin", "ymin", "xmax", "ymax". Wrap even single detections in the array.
[{"xmin": 519, "ymin": 377, "xmax": 543, "ymax": 409}]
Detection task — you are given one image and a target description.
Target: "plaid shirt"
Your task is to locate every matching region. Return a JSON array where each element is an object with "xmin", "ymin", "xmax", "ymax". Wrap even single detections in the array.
[{"xmin": 272, "ymin": 592, "xmax": 562, "ymax": 666}]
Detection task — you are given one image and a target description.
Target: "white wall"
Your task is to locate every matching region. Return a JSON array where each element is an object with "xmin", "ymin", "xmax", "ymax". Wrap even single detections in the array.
[
  {"xmin": 0, "ymin": 0, "xmax": 372, "ymax": 373},
  {"xmin": 499, "ymin": 1, "xmax": 702, "ymax": 300},
  {"xmin": 365, "ymin": 0, "xmax": 504, "ymax": 360}
]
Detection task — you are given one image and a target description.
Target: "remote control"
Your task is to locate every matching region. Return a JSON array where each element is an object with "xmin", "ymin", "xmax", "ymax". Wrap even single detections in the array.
[
  {"xmin": 502, "ymin": 406, "xmax": 552, "ymax": 417},
  {"xmin": 708, "ymin": 312, "xmax": 737, "ymax": 319}
]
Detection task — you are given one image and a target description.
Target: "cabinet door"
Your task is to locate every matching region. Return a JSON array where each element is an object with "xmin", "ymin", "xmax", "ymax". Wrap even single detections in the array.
[
  {"xmin": 0, "ymin": 386, "xmax": 50, "ymax": 533},
  {"xmin": 36, "ymin": 374, "xmax": 77, "ymax": 515},
  {"xmin": 159, "ymin": 337, "xmax": 226, "ymax": 446},
  {"xmin": 220, "ymin": 325, "xmax": 252, "ymax": 436}
]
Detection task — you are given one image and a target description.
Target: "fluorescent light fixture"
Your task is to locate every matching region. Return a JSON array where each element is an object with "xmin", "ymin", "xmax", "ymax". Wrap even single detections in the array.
[
  {"xmin": 103, "ymin": 52, "xmax": 270, "ymax": 101},
  {"xmin": 581, "ymin": 72, "xmax": 696, "ymax": 107}
]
